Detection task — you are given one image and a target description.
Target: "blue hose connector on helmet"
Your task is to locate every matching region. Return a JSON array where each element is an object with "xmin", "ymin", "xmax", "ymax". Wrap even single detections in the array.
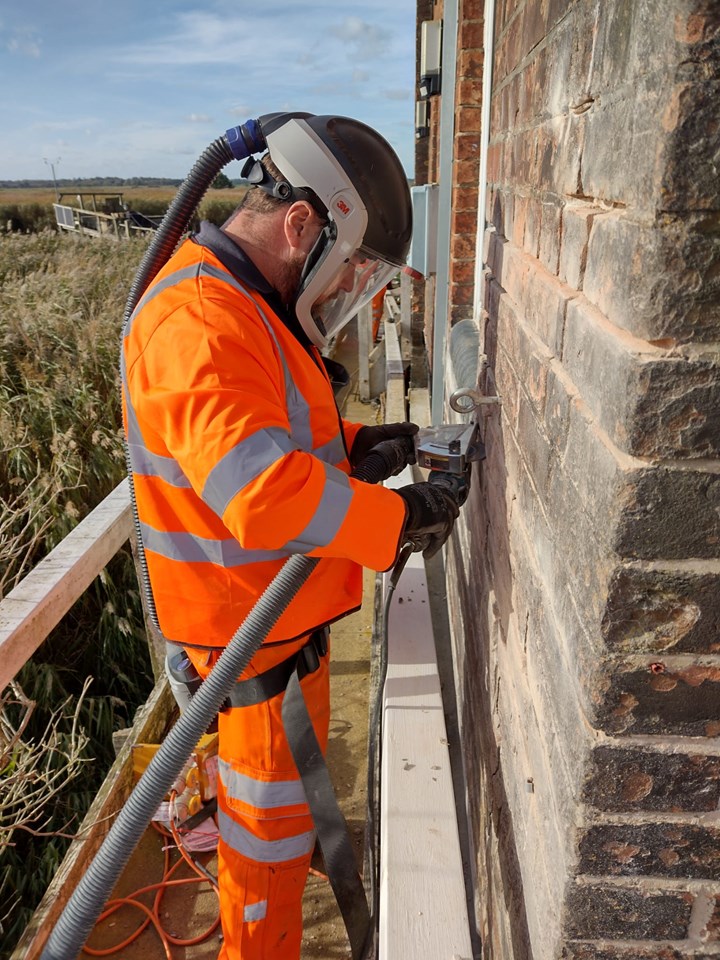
[{"xmin": 225, "ymin": 118, "xmax": 266, "ymax": 160}]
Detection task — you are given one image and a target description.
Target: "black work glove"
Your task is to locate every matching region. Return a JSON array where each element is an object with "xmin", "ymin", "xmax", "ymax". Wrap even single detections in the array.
[
  {"xmin": 396, "ymin": 481, "xmax": 460, "ymax": 559},
  {"xmin": 350, "ymin": 422, "xmax": 419, "ymax": 467}
]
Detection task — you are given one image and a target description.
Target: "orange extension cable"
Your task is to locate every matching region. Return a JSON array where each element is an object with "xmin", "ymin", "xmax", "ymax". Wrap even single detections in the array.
[{"xmin": 82, "ymin": 796, "xmax": 220, "ymax": 958}]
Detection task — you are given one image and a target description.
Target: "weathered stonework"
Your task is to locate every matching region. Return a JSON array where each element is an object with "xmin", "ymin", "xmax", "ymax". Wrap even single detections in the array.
[{"xmin": 416, "ymin": 0, "xmax": 720, "ymax": 958}]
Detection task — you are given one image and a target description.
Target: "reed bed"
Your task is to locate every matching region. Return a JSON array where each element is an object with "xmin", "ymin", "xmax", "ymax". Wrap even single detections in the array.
[{"xmin": 0, "ymin": 232, "xmax": 156, "ymax": 952}]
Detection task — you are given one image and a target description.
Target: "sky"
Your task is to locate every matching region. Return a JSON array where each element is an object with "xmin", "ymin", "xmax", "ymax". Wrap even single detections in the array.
[{"xmin": 1, "ymin": 0, "xmax": 417, "ymax": 181}]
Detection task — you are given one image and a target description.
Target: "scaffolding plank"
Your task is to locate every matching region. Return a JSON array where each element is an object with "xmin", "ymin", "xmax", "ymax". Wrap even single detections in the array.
[
  {"xmin": 378, "ymin": 470, "xmax": 472, "ymax": 960},
  {"xmin": 0, "ymin": 480, "xmax": 132, "ymax": 688}
]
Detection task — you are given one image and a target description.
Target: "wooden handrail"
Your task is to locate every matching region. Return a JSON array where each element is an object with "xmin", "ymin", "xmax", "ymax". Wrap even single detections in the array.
[{"xmin": 0, "ymin": 479, "xmax": 132, "ymax": 690}]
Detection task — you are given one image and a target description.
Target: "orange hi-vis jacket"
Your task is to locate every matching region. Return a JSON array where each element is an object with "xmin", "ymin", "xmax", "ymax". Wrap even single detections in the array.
[{"xmin": 122, "ymin": 224, "xmax": 407, "ymax": 650}]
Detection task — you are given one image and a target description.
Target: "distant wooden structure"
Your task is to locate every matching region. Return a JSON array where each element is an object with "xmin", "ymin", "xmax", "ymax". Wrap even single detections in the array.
[{"xmin": 52, "ymin": 191, "xmax": 162, "ymax": 239}]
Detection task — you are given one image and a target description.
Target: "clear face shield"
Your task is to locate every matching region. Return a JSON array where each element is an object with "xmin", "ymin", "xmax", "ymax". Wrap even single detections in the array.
[{"xmin": 311, "ymin": 246, "xmax": 398, "ymax": 343}]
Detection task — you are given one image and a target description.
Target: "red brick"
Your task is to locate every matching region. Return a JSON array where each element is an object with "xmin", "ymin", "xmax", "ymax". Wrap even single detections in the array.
[
  {"xmin": 453, "ymin": 184, "xmax": 479, "ymax": 212},
  {"xmin": 456, "ymin": 132, "xmax": 481, "ymax": 161},
  {"xmin": 458, "ymin": 47, "xmax": 484, "ymax": 77},
  {"xmin": 457, "ymin": 77, "xmax": 483, "ymax": 106},
  {"xmin": 563, "ymin": 297, "xmax": 720, "ymax": 459},
  {"xmin": 449, "ymin": 281, "xmax": 475, "ymax": 306},
  {"xmin": 458, "ymin": 19, "xmax": 484, "ymax": 51},
  {"xmin": 451, "ymin": 259, "xmax": 477, "ymax": 285},
  {"xmin": 451, "ymin": 232, "xmax": 477, "ymax": 260},
  {"xmin": 456, "ymin": 105, "xmax": 482, "ymax": 134},
  {"xmin": 452, "ymin": 209, "xmax": 479, "ymax": 234},
  {"xmin": 459, "ymin": 0, "xmax": 484, "ymax": 21},
  {"xmin": 453, "ymin": 160, "xmax": 479, "ymax": 186}
]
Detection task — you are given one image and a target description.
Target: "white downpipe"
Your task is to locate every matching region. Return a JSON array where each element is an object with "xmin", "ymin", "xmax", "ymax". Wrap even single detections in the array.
[
  {"xmin": 430, "ymin": 1, "xmax": 459, "ymax": 426},
  {"xmin": 473, "ymin": 0, "xmax": 497, "ymax": 319}
]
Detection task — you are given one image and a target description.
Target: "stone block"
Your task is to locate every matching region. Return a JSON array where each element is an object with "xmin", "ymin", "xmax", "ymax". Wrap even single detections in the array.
[
  {"xmin": 539, "ymin": 198, "xmax": 563, "ymax": 275},
  {"xmin": 509, "ymin": 193, "xmax": 527, "ymax": 248},
  {"xmin": 583, "ymin": 212, "xmax": 720, "ymax": 343},
  {"xmin": 500, "ymin": 246, "xmax": 575, "ymax": 354},
  {"xmin": 583, "ymin": 744, "xmax": 720, "ymax": 813},
  {"xmin": 562, "ymin": 297, "xmax": 720, "ymax": 459},
  {"xmin": 559, "ymin": 202, "xmax": 604, "ymax": 290},
  {"xmin": 563, "ymin": 945, "xmax": 688, "ymax": 960},
  {"xmin": 537, "ymin": 115, "xmax": 585, "ymax": 197},
  {"xmin": 578, "ymin": 823, "xmax": 720, "ymax": 880},
  {"xmin": 708, "ymin": 896, "xmax": 720, "ymax": 941},
  {"xmin": 601, "ymin": 560, "xmax": 720, "ymax": 655},
  {"xmin": 596, "ymin": 659, "xmax": 720, "ymax": 737},
  {"xmin": 588, "ymin": 0, "xmax": 676, "ymax": 93},
  {"xmin": 615, "ymin": 465, "xmax": 720, "ymax": 561},
  {"xmin": 525, "ymin": 196, "xmax": 542, "ymax": 257},
  {"xmin": 523, "ymin": 4, "xmax": 547, "ymax": 59},
  {"xmin": 564, "ymin": 883, "xmax": 693, "ymax": 940},
  {"xmin": 660, "ymin": 79, "xmax": 720, "ymax": 213},
  {"xmin": 581, "ymin": 80, "xmax": 670, "ymax": 211}
]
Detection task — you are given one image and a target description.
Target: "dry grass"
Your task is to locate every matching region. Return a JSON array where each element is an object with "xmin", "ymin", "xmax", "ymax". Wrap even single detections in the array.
[{"xmin": 0, "ymin": 185, "xmax": 247, "ymax": 206}]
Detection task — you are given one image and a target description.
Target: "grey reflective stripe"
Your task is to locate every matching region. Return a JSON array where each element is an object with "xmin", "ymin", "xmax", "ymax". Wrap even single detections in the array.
[
  {"xmin": 217, "ymin": 808, "xmax": 315, "ymax": 863},
  {"xmin": 140, "ymin": 522, "xmax": 290, "ymax": 566},
  {"xmin": 243, "ymin": 901, "xmax": 267, "ymax": 923},
  {"xmin": 128, "ymin": 442, "xmax": 192, "ymax": 487},
  {"xmin": 202, "ymin": 427, "xmax": 299, "ymax": 517},
  {"xmin": 219, "ymin": 758, "xmax": 308, "ymax": 811},
  {"xmin": 124, "ymin": 264, "xmax": 204, "ymax": 338},
  {"xmin": 312, "ymin": 432, "xmax": 347, "ymax": 466},
  {"xmin": 285, "ymin": 463, "xmax": 352, "ymax": 552},
  {"xmin": 122, "ymin": 364, "xmax": 192, "ymax": 488}
]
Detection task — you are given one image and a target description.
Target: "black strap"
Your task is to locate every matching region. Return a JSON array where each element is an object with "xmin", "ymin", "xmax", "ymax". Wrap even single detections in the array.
[
  {"xmin": 225, "ymin": 629, "xmax": 328, "ymax": 707},
  {"xmin": 282, "ymin": 668, "xmax": 372, "ymax": 960}
]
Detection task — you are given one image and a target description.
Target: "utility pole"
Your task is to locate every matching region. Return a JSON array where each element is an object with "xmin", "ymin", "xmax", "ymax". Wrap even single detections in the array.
[{"xmin": 43, "ymin": 157, "xmax": 61, "ymax": 201}]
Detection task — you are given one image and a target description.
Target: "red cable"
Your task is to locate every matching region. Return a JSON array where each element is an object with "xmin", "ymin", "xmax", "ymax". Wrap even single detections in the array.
[{"xmin": 83, "ymin": 798, "xmax": 220, "ymax": 957}]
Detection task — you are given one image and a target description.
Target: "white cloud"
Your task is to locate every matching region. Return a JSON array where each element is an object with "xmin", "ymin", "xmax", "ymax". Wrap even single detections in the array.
[
  {"xmin": 6, "ymin": 32, "xmax": 41, "ymax": 58},
  {"xmin": 328, "ymin": 17, "xmax": 389, "ymax": 58},
  {"xmin": 186, "ymin": 113, "xmax": 213, "ymax": 123}
]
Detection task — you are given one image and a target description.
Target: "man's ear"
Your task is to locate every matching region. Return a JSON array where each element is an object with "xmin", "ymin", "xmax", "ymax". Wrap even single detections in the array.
[{"xmin": 284, "ymin": 201, "xmax": 320, "ymax": 254}]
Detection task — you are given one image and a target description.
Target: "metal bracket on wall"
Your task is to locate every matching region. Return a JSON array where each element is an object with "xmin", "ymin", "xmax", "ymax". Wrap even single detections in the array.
[{"xmin": 449, "ymin": 387, "xmax": 502, "ymax": 416}]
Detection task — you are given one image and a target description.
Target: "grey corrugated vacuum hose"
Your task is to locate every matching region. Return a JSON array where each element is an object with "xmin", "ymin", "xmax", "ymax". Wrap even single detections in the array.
[{"xmin": 40, "ymin": 553, "xmax": 320, "ymax": 960}]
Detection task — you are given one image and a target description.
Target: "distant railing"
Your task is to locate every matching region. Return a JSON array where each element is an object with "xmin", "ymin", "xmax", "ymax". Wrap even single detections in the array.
[{"xmin": 52, "ymin": 203, "xmax": 160, "ymax": 239}]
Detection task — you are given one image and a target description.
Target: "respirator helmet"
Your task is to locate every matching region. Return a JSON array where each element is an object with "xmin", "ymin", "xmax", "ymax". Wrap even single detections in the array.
[{"xmin": 238, "ymin": 113, "xmax": 412, "ymax": 349}]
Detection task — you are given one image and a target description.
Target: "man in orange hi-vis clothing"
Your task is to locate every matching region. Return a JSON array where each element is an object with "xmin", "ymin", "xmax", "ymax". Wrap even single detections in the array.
[{"xmin": 122, "ymin": 112, "xmax": 459, "ymax": 959}]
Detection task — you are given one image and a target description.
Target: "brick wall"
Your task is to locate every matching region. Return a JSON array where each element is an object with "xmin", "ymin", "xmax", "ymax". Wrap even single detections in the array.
[{"xmin": 422, "ymin": 0, "xmax": 720, "ymax": 957}]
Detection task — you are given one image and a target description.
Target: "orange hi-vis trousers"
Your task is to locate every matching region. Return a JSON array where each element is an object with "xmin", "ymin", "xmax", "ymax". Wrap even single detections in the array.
[{"xmin": 186, "ymin": 635, "xmax": 331, "ymax": 959}]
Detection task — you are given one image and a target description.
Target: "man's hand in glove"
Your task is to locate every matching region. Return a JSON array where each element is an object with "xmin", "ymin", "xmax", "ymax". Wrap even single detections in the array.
[
  {"xmin": 396, "ymin": 481, "xmax": 460, "ymax": 558},
  {"xmin": 350, "ymin": 422, "xmax": 419, "ymax": 467}
]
